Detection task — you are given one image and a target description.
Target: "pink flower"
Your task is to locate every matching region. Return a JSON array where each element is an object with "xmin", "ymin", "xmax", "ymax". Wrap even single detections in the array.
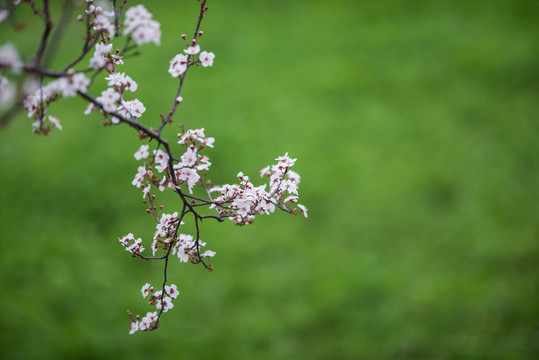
[{"xmin": 199, "ymin": 51, "xmax": 215, "ymax": 67}]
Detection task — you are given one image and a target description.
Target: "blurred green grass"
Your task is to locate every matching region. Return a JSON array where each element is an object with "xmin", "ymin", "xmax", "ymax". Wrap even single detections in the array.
[{"xmin": 1, "ymin": 0, "xmax": 538, "ymax": 359}]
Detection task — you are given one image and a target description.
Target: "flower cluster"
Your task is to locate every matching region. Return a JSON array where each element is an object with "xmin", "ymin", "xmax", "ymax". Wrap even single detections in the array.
[
  {"xmin": 129, "ymin": 282, "xmax": 179, "ymax": 334},
  {"xmin": 169, "ymin": 45, "xmax": 215, "ymax": 78},
  {"xmin": 209, "ymin": 153, "xmax": 308, "ymax": 224},
  {"xmin": 123, "ymin": 4, "xmax": 161, "ymax": 46},
  {"xmin": 119, "ymin": 233, "xmax": 145, "ymax": 255}
]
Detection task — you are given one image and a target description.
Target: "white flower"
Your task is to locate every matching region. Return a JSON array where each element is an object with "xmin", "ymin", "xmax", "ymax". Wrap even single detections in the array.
[
  {"xmin": 174, "ymin": 167, "xmax": 200, "ymax": 193},
  {"xmin": 119, "ymin": 233, "xmax": 134, "ymax": 246},
  {"xmin": 184, "ymin": 45, "xmax": 200, "ymax": 55},
  {"xmin": 151, "ymin": 239, "xmax": 158, "ymax": 256},
  {"xmin": 143, "ymin": 185, "xmax": 151, "ymax": 199},
  {"xmin": 165, "ymin": 284, "xmax": 179, "ymax": 299},
  {"xmin": 141, "ymin": 283, "xmax": 150, "ymax": 298},
  {"xmin": 180, "ymin": 146, "xmax": 197, "ymax": 167},
  {"xmin": 48, "ymin": 115, "xmax": 62, "ymax": 130},
  {"xmin": 168, "ymin": 54, "xmax": 188, "ymax": 77},
  {"xmin": 134, "ymin": 144, "xmax": 149, "ymax": 160},
  {"xmin": 132, "ymin": 166, "xmax": 146, "ymax": 188},
  {"xmin": 155, "ymin": 296, "xmax": 174, "ymax": 312},
  {"xmin": 96, "ymin": 88, "xmax": 120, "ymax": 112},
  {"xmin": 122, "ymin": 99, "xmax": 146, "ymax": 118},
  {"xmin": 129, "ymin": 321, "xmax": 139, "ymax": 335},
  {"xmin": 105, "ymin": 72, "xmax": 138, "ymax": 92},
  {"xmin": 90, "ymin": 42, "xmax": 112, "ymax": 69},
  {"xmin": 201, "ymin": 250, "xmax": 216, "ymax": 258},
  {"xmin": 297, "ymin": 204, "xmax": 308, "ymax": 218},
  {"xmin": 0, "ymin": 43, "xmax": 23, "ymax": 73},
  {"xmin": 0, "ymin": 76, "xmax": 16, "ymax": 108},
  {"xmin": 199, "ymin": 51, "xmax": 215, "ymax": 67}
]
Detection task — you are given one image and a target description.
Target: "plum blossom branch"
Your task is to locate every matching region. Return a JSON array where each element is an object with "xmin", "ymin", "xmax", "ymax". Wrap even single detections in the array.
[{"xmin": 0, "ymin": 0, "xmax": 307, "ymax": 334}]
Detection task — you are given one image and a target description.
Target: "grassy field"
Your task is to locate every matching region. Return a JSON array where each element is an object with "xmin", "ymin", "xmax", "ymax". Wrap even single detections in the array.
[{"xmin": 0, "ymin": 0, "xmax": 538, "ymax": 359}]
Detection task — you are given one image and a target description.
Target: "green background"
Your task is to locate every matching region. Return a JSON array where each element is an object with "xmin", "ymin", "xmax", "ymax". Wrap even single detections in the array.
[{"xmin": 1, "ymin": 0, "xmax": 538, "ymax": 359}]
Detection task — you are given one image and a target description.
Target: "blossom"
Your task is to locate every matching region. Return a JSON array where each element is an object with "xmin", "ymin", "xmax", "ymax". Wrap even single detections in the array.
[
  {"xmin": 139, "ymin": 311, "xmax": 157, "ymax": 331},
  {"xmin": 143, "ymin": 185, "xmax": 151, "ymax": 199},
  {"xmin": 184, "ymin": 45, "xmax": 200, "ymax": 55},
  {"xmin": 0, "ymin": 10, "xmax": 9, "ymax": 24},
  {"xmin": 0, "ymin": 76, "xmax": 16, "ymax": 108},
  {"xmin": 0, "ymin": 43, "xmax": 23, "ymax": 73},
  {"xmin": 129, "ymin": 321, "xmax": 139, "ymax": 335},
  {"xmin": 93, "ymin": 7, "xmax": 115, "ymax": 34},
  {"xmin": 106, "ymin": 72, "xmax": 138, "ymax": 92},
  {"xmin": 48, "ymin": 115, "xmax": 62, "ymax": 130},
  {"xmin": 199, "ymin": 51, "xmax": 215, "ymax": 67},
  {"xmin": 283, "ymin": 195, "xmax": 298, "ymax": 203},
  {"xmin": 153, "ymin": 149, "xmax": 170, "ymax": 173},
  {"xmin": 180, "ymin": 146, "xmax": 197, "ymax": 167},
  {"xmin": 122, "ymin": 99, "xmax": 146, "ymax": 118},
  {"xmin": 178, "ymin": 128, "xmax": 214, "ymax": 148},
  {"xmin": 132, "ymin": 20, "xmax": 161, "ymax": 46},
  {"xmin": 119, "ymin": 233, "xmax": 134, "ymax": 246},
  {"xmin": 154, "ymin": 212, "xmax": 179, "ymax": 240},
  {"xmin": 260, "ymin": 165, "xmax": 271, "ymax": 178},
  {"xmin": 174, "ymin": 167, "xmax": 200, "ymax": 193},
  {"xmin": 275, "ymin": 152, "xmax": 297, "ymax": 172},
  {"xmin": 85, "ymin": 5, "xmax": 95, "ymax": 14},
  {"xmin": 58, "ymin": 73, "xmax": 90, "ymax": 97},
  {"xmin": 123, "ymin": 5, "xmax": 161, "ymax": 45},
  {"xmin": 155, "ymin": 296, "xmax": 174, "ymax": 312},
  {"xmin": 168, "ymin": 54, "xmax": 188, "ymax": 77},
  {"xmin": 201, "ymin": 250, "xmax": 216, "ymax": 258},
  {"xmin": 297, "ymin": 204, "xmax": 308, "ymax": 218},
  {"xmin": 132, "ymin": 166, "xmax": 146, "ymax": 188},
  {"xmin": 89, "ymin": 42, "xmax": 112, "ymax": 69},
  {"xmin": 134, "ymin": 144, "xmax": 149, "ymax": 160},
  {"xmin": 141, "ymin": 283, "xmax": 150, "ymax": 298},
  {"xmin": 151, "ymin": 239, "xmax": 158, "ymax": 256},
  {"xmin": 165, "ymin": 284, "xmax": 179, "ymax": 299},
  {"xmin": 111, "ymin": 53, "xmax": 123, "ymax": 65},
  {"xmin": 96, "ymin": 88, "xmax": 120, "ymax": 112},
  {"xmin": 126, "ymin": 237, "xmax": 144, "ymax": 254}
]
